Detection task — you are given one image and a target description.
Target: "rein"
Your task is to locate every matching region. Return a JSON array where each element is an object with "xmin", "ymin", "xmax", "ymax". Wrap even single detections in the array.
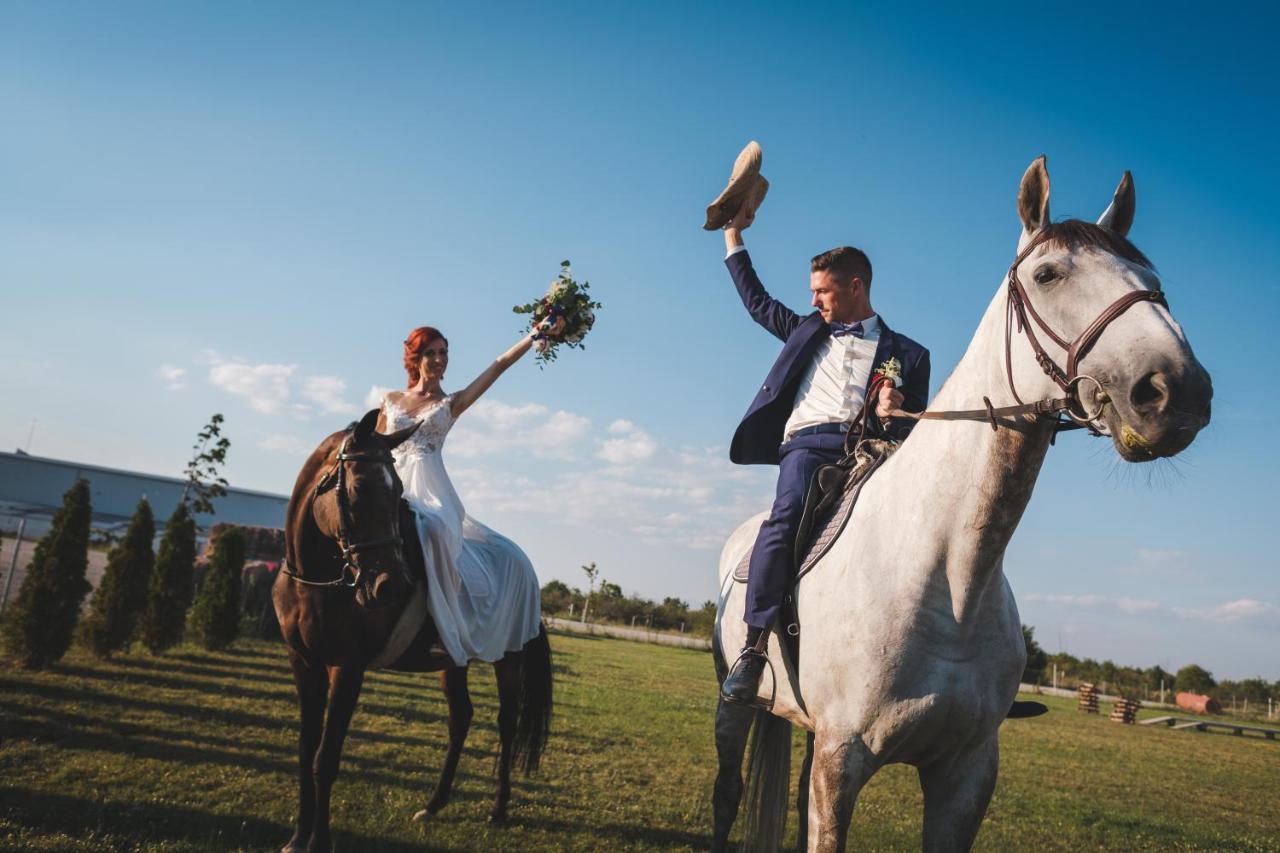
[
  {"xmin": 283, "ymin": 434, "xmax": 402, "ymax": 589},
  {"xmin": 888, "ymin": 230, "xmax": 1165, "ymax": 435}
]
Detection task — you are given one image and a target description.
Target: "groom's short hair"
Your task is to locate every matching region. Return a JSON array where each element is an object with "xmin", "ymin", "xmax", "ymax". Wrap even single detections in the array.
[{"xmin": 811, "ymin": 246, "xmax": 873, "ymax": 292}]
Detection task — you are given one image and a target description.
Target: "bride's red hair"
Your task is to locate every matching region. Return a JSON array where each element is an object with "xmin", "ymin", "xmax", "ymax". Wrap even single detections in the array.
[{"xmin": 403, "ymin": 326, "xmax": 448, "ymax": 387}]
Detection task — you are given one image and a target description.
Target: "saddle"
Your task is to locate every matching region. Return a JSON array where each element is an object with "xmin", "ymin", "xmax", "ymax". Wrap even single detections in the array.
[
  {"xmin": 727, "ymin": 439, "xmax": 897, "ymax": 713},
  {"xmin": 732, "ymin": 439, "xmax": 897, "ymax": 584}
]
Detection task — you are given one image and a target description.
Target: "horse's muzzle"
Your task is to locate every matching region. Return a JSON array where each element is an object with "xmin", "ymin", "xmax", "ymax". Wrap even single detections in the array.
[{"xmin": 1106, "ymin": 359, "xmax": 1212, "ymax": 460}]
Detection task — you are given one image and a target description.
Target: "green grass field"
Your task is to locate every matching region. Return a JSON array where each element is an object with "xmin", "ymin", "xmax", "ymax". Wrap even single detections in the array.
[{"xmin": 1, "ymin": 633, "xmax": 1276, "ymax": 851}]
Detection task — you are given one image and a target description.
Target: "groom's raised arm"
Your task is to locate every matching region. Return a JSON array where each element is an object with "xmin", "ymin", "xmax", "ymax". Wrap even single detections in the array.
[{"xmin": 723, "ymin": 229, "xmax": 802, "ymax": 342}]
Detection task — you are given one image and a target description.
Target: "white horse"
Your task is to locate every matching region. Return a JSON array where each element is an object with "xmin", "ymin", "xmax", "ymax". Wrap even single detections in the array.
[{"xmin": 711, "ymin": 156, "xmax": 1213, "ymax": 852}]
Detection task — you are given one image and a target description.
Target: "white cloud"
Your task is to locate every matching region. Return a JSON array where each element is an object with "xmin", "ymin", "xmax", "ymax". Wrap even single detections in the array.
[
  {"xmin": 366, "ymin": 385, "xmax": 395, "ymax": 408},
  {"xmin": 449, "ymin": 400, "xmax": 592, "ymax": 460},
  {"xmin": 1027, "ymin": 592, "xmax": 1280, "ymax": 627},
  {"xmin": 1137, "ymin": 548, "xmax": 1185, "ymax": 564},
  {"xmin": 451, "ymin": 421, "xmax": 773, "ymax": 552},
  {"xmin": 1024, "ymin": 593, "xmax": 1161, "ymax": 614},
  {"xmin": 208, "ymin": 358, "xmax": 297, "ymax": 414},
  {"xmin": 1175, "ymin": 599, "xmax": 1279, "ymax": 623},
  {"xmin": 597, "ymin": 423, "xmax": 659, "ymax": 465},
  {"xmin": 301, "ymin": 375, "xmax": 358, "ymax": 415},
  {"xmin": 157, "ymin": 364, "xmax": 187, "ymax": 390},
  {"xmin": 258, "ymin": 433, "xmax": 313, "ymax": 456}
]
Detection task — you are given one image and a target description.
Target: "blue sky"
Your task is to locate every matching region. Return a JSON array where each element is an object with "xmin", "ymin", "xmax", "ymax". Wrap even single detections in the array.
[{"xmin": 2, "ymin": 3, "xmax": 1277, "ymax": 678}]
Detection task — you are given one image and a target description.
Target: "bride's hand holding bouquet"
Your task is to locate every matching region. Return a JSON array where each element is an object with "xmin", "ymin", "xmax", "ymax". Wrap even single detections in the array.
[{"xmin": 513, "ymin": 260, "xmax": 601, "ymax": 366}]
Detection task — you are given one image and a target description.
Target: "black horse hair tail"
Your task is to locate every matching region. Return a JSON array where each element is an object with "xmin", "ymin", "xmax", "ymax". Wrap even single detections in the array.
[
  {"xmin": 513, "ymin": 622, "xmax": 553, "ymax": 775},
  {"xmin": 742, "ymin": 709, "xmax": 791, "ymax": 853}
]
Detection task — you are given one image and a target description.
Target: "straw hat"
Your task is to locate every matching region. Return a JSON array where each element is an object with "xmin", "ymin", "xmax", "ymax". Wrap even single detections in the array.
[{"xmin": 703, "ymin": 141, "xmax": 770, "ymax": 231}]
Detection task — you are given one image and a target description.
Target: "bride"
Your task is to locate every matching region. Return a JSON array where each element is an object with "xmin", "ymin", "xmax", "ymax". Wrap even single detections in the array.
[{"xmin": 376, "ymin": 321, "xmax": 564, "ymax": 666}]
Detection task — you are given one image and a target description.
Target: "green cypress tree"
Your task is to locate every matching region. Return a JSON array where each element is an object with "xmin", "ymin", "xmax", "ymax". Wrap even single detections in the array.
[
  {"xmin": 2, "ymin": 479, "xmax": 93, "ymax": 669},
  {"xmin": 139, "ymin": 501, "xmax": 197, "ymax": 654},
  {"xmin": 187, "ymin": 527, "xmax": 245, "ymax": 651},
  {"xmin": 79, "ymin": 498, "xmax": 156, "ymax": 659}
]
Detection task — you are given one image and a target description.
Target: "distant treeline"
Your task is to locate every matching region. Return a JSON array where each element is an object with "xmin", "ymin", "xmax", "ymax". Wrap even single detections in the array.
[
  {"xmin": 1021, "ymin": 625, "xmax": 1277, "ymax": 708},
  {"xmin": 541, "ymin": 580, "xmax": 716, "ymax": 637}
]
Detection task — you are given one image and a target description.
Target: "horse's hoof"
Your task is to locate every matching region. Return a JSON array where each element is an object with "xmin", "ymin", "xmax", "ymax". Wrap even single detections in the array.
[
  {"xmin": 487, "ymin": 809, "xmax": 508, "ymax": 825},
  {"xmin": 281, "ymin": 833, "xmax": 308, "ymax": 853},
  {"xmin": 412, "ymin": 808, "xmax": 430, "ymax": 823}
]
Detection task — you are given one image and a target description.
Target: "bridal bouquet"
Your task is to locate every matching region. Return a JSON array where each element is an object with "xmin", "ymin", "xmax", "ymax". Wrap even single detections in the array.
[{"xmin": 513, "ymin": 260, "xmax": 602, "ymax": 366}]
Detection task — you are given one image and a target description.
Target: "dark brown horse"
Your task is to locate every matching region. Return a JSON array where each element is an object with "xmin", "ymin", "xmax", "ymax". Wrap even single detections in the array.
[{"xmin": 272, "ymin": 409, "xmax": 553, "ymax": 853}]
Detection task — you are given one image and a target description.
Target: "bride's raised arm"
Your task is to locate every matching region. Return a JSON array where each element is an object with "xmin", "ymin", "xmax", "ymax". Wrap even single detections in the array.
[{"xmin": 449, "ymin": 320, "xmax": 563, "ymax": 418}]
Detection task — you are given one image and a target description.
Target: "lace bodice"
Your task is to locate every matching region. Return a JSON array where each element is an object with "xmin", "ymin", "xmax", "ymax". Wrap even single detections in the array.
[{"xmin": 383, "ymin": 394, "xmax": 454, "ymax": 460}]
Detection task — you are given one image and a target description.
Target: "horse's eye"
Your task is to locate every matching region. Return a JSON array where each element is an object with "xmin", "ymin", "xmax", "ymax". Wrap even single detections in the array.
[{"xmin": 1033, "ymin": 265, "xmax": 1059, "ymax": 285}]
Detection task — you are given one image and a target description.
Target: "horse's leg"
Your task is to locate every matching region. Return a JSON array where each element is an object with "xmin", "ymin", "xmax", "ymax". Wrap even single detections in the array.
[
  {"xmin": 308, "ymin": 664, "xmax": 367, "ymax": 853},
  {"xmin": 414, "ymin": 666, "xmax": 473, "ymax": 819},
  {"xmin": 489, "ymin": 656, "xmax": 520, "ymax": 824},
  {"xmin": 808, "ymin": 731, "xmax": 875, "ymax": 853},
  {"xmin": 919, "ymin": 735, "xmax": 999, "ymax": 853},
  {"xmin": 710, "ymin": 699, "xmax": 755, "ymax": 853},
  {"xmin": 284, "ymin": 654, "xmax": 328, "ymax": 853},
  {"xmin": 796, "ymin": 730, "xmax": 815, "ymax": 852}
]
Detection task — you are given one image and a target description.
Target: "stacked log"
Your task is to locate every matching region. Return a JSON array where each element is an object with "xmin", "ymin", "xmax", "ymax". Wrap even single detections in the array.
[
  {"xmin": 1078, "ymin": 682, "xmax": 1099, "ymax": 714},
  {"xmin": 1110, "ymin": 697, "xmax": 1141, "ymax": 724},
  {"xmin": 1176, "ymin": 692, "xmax": 1223, "ymax": 715}
]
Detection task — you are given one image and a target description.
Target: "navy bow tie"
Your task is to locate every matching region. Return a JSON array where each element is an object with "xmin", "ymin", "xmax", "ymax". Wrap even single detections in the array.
[{"xmin": 830, "ymin": 320, "xmax": 864, "ymax": 339}]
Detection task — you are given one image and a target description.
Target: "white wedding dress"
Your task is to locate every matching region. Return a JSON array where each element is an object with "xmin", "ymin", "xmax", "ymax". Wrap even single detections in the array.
[{"xmin": 382, "ymin": 394, "xmax": 542, "ymax": 667}]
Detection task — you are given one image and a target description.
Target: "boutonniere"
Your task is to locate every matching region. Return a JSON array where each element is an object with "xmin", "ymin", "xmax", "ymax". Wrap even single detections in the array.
[{"xmin": 875, "ymin": 356, "xmax": 903, "ymax": 388}]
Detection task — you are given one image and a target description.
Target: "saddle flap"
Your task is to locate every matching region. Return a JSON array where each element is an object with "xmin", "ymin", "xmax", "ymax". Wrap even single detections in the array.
[{"xmin": 730, "ymin": 439, "xmax": 895, "ymax": 585}]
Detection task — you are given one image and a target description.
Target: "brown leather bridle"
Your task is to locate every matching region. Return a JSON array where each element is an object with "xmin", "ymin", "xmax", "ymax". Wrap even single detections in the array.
[
  {"xmin": 283, "ymin": 433, "xmax": 405, "ymax": 589},
  {"xmin": 886, "ymin": 229, "xmax": 1166, "ymax": 435}
]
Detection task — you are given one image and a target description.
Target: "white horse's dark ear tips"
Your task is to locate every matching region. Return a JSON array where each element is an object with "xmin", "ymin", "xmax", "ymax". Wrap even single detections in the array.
[
  {"xmin": 1097, "ymin": 171, "xmax": 1136, "ymax": 237},
  {"xmin": 1017, "ymin": 156, "xmax": 1051, "ymax": 234}
]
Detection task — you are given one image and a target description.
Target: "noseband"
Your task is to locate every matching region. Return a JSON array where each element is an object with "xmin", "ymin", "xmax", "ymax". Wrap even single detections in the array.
[
  {"xmin": 283, "ymin": 434, "xmax": 403, "ymax": 589},
  {"xmin": 890, "ymin": 230, "xmax": 1166, "ymax": 435},
  {"xmin": 1002, "ymin": 233, "xmax": 1166, "ymax": 429}
]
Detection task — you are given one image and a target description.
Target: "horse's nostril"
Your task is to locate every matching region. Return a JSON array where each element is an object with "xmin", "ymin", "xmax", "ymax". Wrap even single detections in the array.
[{"xmin": 1130, "ymin": 371, "xmax": 1168, "ymax": 411}]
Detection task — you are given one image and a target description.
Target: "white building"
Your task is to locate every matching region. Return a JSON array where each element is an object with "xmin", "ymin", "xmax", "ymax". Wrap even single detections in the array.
[{"xmin": 0, "ymin": 449, "xmax": 288, "ymax": 539}]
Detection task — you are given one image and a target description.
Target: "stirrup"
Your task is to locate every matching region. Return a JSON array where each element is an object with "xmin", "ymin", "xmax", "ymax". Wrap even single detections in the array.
[{"xmin": 721, "ymin": 646, "xmax": 776, "ymax": 709}]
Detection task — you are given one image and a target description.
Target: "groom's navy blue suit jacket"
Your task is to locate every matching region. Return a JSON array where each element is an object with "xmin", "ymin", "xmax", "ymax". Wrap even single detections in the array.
[{"xmin": 727, "ymin": 249, "xmax": 931, "ymax": 466}]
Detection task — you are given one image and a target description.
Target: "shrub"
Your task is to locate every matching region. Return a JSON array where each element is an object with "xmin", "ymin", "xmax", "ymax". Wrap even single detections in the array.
[
  {"xmin": 1021, "ymin": 624, "xmax": 1048, "ymax": 684},
  {"xmin": 2, "ymin": 480, "xmax": 92, "ymax": 669},
  {"xmin": 187, "ymin": 527, "xmax": 246, "ymax": 651},
  {"xmin": 79, "ymin": 499, "xmax": 155, "ymax": 659},
  {"xmin": 1175, "ymin": 663, "xmax": 1216, "ymax": 695},
  {"xmin": 139, "ymin": 501, "xmax": 197, "ymax": 654}
]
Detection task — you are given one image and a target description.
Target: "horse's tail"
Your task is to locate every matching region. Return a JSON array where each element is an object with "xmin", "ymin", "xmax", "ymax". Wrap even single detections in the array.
[
  {"xmin": 513, "ymin": 622, "xmax": 553, "ymax": 775},
  {"xmin": 741, "ymin": 709, "xmax": 792, "ymax": 853}
]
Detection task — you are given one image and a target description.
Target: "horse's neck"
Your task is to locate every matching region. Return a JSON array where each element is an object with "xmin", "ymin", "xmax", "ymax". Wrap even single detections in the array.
[{"xmin": 890, "ymin": 288, "xmax": 1055, "ymax": 621}]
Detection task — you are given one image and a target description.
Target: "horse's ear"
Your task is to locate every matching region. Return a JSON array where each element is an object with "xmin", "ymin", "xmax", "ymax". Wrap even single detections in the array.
[
  {"xmin": 1017, "ymin": 155, "xmax": 1051, "ymax": 252},
  {"xmin": 354, "ymin": 408, "xmax": 379, "ymax": 440},
  {"xmin": 383, "ymin": 420, "xmax": 421, "ymax": 450},
  {"xmin": 1096, "ymin": 170, "xmax": 1135, "ymax": 237}
]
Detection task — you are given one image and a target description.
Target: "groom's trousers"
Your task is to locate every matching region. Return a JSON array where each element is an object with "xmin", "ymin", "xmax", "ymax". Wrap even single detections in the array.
[{"xmin": 745, "ymin": 430, "xmax": 846, "ymax": 630}]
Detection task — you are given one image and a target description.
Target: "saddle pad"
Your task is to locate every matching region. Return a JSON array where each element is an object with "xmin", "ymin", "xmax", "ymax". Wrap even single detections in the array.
[
  {"xmin": 795, "ymin": 452, "xmax": 884, "ymax": 579},
  {"xmin": 369, "ymin": 582, "xmax": 430, "ymax": 669},
  {"xmin": 731, "ymin": 451, "xmax": 887, "ymax": 584}
]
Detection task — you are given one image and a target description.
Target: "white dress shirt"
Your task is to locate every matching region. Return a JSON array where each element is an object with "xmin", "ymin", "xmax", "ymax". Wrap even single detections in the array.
[{"xmin": 783, "ymin": 315, "xmax": 881, "ymax": 441}]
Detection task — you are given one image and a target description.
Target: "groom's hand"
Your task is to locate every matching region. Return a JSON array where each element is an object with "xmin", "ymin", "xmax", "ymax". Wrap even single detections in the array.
[
  {"xmin": 875, "ymin": 383, "xmax": 904, "ymax": 418},
  {"xmin": 724, "ymin": 203, "xmax": 755, "ymax": 234},
  {"xmin": 723, "ymin": 210, "xmax": 750, "ymax": 254}
]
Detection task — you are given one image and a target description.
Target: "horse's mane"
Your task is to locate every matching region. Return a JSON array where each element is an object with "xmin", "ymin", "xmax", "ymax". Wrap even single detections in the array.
[{"xmin": 1035, "ymin": 219, "xmax": 1154, "ymax": 270}]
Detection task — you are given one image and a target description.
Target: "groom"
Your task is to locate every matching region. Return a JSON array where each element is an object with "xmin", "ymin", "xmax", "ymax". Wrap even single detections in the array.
[{"xmin": 718, "ymin": 206, "xmax": 931, "ymax": 704}]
